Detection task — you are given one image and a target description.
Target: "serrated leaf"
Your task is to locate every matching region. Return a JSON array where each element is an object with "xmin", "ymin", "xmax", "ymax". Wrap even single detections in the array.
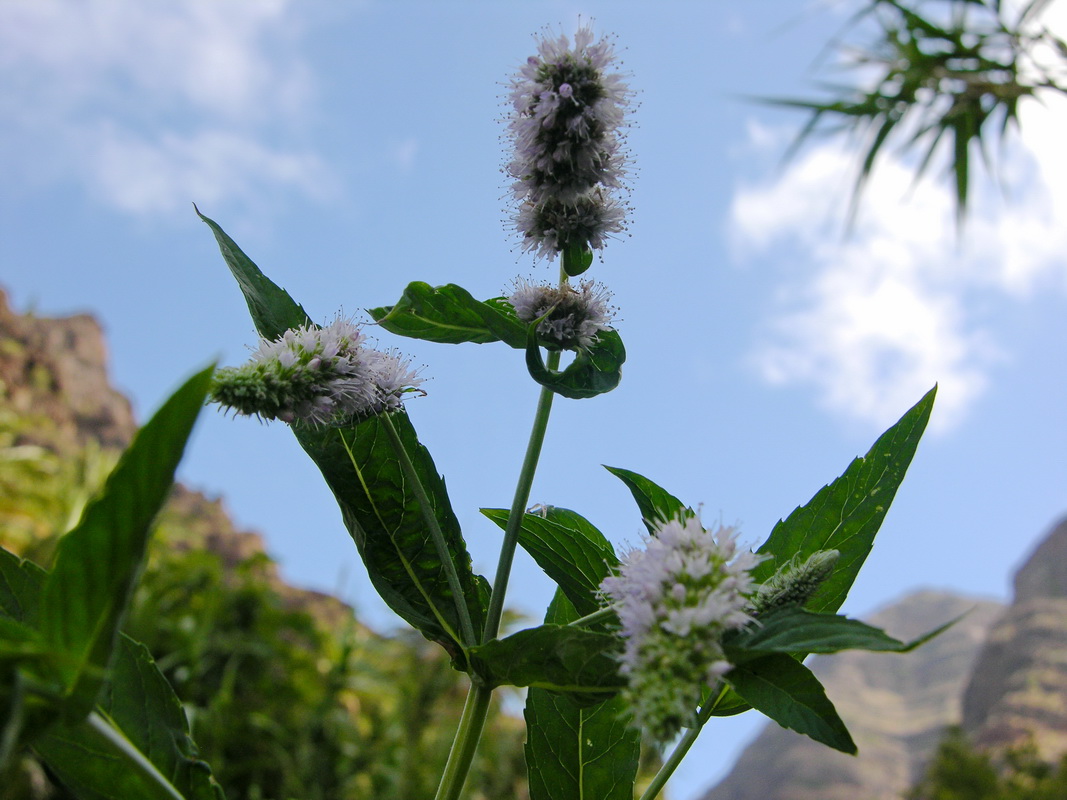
[
  {"xmin": 525, "ymin": 327, "xmax": 626, "ymax": 400},
  {"xmin": 369, "ymin": 282, "xmax": 527, "ymax": 347},
  {"xmin": 39, "ymin": 366, "xmax": 213, "ymax": 716},
  {"xmin": 603, "ymin": 466, "xmax": 694, "ymax": 534},
  {"xmin": 481, "ymin": 507, "xmax": 617, "ymax": 617},
  {"xmin": 36, "ymin": 635, "xmax": 225, "ymax": 800},
  {"xmin": 725, "ymin": 654, "xmax": 856, "ymax": 754},
  {"xmin": 471, "ymin": 624, "xmax": 623, "ymax": 698},
  {"xmin": 203, "ymin": 215, "xmax": 487, "ymax": 662},
  {"xmin": 0, "ymin": 547, "xmax": 47, "ymax": 626},
  {"xmin": 725, "ymin": 607, "xmax": 950, "ymax": 663},
  {"xmin": 295, "ymin": 416, "xmax": 487, "ymax": 662},
  {"xmin": 752, "ymin": 387, "xmax": 936, "ymax": 614},
  {"xmin": 524, "ymin": 591, "xmax": 640, "ymax": 800}
]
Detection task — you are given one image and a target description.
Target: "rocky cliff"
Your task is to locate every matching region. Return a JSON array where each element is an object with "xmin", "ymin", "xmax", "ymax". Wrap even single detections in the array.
[
  {"xmin": 961, "ymin": 516, "xmax": 1067, "ymax": 761},
  {"xmin": 0, "ymin": 288, "xmax": 135, "ymax": 452},
  {"xmin": 0, "ymin": 287, "xmax": 346, "ymax": 624},
  {"xmin": 699, "ymin": 591, "xmax": 1003, "ymax": 800}
]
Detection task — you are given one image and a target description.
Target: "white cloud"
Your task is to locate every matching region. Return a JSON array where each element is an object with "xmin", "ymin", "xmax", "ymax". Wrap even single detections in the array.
[
  {"xmin": 89, "ymin": 126, "xmax": 336, "ymax": 215},
  {"xmin": 731, "ymin": 91, "xmax": 1067, "ymax": 433},
  {"xmin": 0, "ymin": 0, "xmax": 331, "ymax": 216}
]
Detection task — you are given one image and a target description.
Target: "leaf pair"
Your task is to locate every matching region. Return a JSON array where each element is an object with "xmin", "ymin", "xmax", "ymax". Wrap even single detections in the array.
[
  {"xmin": 0, "ymin": 367, "xmax": 224, "ymax": 799},
  {"xmin": 371, "ymin": 280, "xmax": 626, "ymax": 400},
  {"xmin": 477, "ymin": 386, "xmax": 936, "ymax": 799}
]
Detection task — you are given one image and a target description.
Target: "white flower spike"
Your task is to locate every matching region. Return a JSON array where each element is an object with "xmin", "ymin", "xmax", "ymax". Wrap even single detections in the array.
[
  {"xmin": 509, "ymin": 277, "xmax": 615, "ymax": 350},
  {"xmin": 506, "ymin": 24, "xmax": 633, "ymax": 260},
  {"xmin": 600, "ymin": 513, "xmax": 765, "ymax": 744},
  {"xmin": 211, "ymin": 317, "xmax": 422, "ymax": 425}
]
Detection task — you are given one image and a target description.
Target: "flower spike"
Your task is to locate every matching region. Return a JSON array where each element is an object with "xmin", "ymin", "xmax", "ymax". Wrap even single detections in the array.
[
  {"xmin": 506, "ymin": 24, "xmax": 633, "ymax": 260},
  {"xmin": 210, "ymin": 316, "xmax": 422, "ymax": 426},
  {"xmin": 600, "ymin": 514, "xmax": 765, "ymax": 744}
]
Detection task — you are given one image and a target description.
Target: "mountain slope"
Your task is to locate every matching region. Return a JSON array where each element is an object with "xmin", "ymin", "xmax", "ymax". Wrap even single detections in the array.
[{"xmin": 699, "ymin": 591, "xmax": 1003, "ymax": 800}]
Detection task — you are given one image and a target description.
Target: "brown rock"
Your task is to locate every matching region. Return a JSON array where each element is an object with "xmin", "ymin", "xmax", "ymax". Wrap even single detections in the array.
[
  {"xmin": 962, "ymin": 516, "xmax": 1067, "ymax": 761},
  {"xmin": 0, "ymin": 288, "xmax": 136, "ymax": 452}
]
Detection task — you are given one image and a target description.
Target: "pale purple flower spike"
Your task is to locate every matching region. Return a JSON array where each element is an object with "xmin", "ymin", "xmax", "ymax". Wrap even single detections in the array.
[
  {"xmin": 506, "ymin": 25, "xmax": 632, "ymax": 258},
  {"xmin": 509, "ymin": 277, "xmax": 614, "ymax": 349},
  {"xmin": 211, "ymin": 316, "xmax": 423, "ymax": 425},
  {"xmin": 600, "ymin": 514, "xmax": 765, "ymax": 744}
]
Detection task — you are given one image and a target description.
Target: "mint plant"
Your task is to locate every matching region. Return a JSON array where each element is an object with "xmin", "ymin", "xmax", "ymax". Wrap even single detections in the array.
[{"xmin": 0, "ymin": 23, "xmax": 947, "ymax": 800}]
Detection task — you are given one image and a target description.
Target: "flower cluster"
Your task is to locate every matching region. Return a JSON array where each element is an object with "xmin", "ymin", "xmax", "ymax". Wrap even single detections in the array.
[
  {"xmin": 210, "ymin": 317, "xmax": 422, "ymax": 425},
  {"xmin": 749, "ymin": 549, "xmax": 839, "ymax": 617},
  {"xmin": 600, "ymin": 514, "xmax": 764, "ymax": 744},
  {"xmin": 506, "ymin": 25, "xmax": 632, "ymax": 259},
  {"xmin": 508, "ymin": 277, "xmax": 614, "ymax": 350}
]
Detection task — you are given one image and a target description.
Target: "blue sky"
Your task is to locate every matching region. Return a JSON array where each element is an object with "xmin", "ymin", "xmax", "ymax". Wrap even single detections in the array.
[{"xmin": 2, "ymin": 2, "xmax": 1066, "ymax": 797}]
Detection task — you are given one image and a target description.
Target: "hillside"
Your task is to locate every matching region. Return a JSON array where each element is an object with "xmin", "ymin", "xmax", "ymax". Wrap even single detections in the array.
[
  {"xmin": 0, "ymin": 288, "xmax": 529, "ymax": 800},
  {"xmin": 698, "ymin": 591, "xmax": 1003, "ymax": 800}
]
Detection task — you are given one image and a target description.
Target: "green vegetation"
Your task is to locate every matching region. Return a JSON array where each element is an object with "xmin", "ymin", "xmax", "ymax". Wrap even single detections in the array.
[
  {"xmin": 908, "ymin": 728, "xmax": 1067, "ymax": 800},
  {"xmin": 0, "ymin": 387, "xmax": 528, "ymax": 800}
]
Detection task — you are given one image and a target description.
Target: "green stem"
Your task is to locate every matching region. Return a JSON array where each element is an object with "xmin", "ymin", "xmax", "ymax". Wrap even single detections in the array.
[
  {"xmin": 481, "ymin": 349, "xmax": 561, "ymax": 643},
  {"xmin": 433, "ymin": 682, "xmax": 494, "ymax": 800},
  {"xmin": 85, "ymin": 712, "xmax": 185, "ymax": 800},
  {"xmin": 568, "ymin": 607, "xmax": 616, "ymax": 628},
  {"xmin": 380, "ymin": 412, "xmax": 477, "ymax": 649},
  {"xmin": 639, "ymin": 687, "xmax": 728, "ymax": 800}
]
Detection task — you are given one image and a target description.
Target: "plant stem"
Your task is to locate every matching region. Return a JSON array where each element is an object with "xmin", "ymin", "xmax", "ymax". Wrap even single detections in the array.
[
  {"xmin": 433, "ymin": 682, "xmax": 494, "ymax": 800},
  {"xmin": 638, "ymin": 687, "xmax": 727, "ymax": 800},
  {"xmin": 568, "ymin": 607, "xmax": 616, "ymax": 628},
  {"xmin": 380, "ymin": 412, "xmax": 477, "ymax": 649},
  {"xmin": 86, "ymin": 712, "xmax": 186, "ymax": 800},
  {"xmin": 481, "ymin": 349, "xmax": 561, "ymax": 643}
]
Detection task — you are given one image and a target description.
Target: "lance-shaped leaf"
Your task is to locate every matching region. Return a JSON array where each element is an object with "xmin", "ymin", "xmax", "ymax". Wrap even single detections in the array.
[
  {"xmin": 295, "ymin": 416, "xmax": 488, "ymax": 659},
  {"xmin": 195, "ymin": 205, "xmax": 310, "ymax": 338},
  {"xmin": 38, "ymin": 366, "xmax": 213, "ymax": 717},
  {"xmin": 201, "ymin": 212, "xmax": 487, "ymax": 659},
  {"xmin": 481, "ymin": 507, "xmax": 617, "ymax": 618},
  {"xmin": 751, "ymin": 386, "xmax": 936, "ymax": 614},
  {"xmin": 1, "ymin": 550, "xmax": 224, "ymax": 798},
  {"xmin": 603, "ymin": 466, "xmax": 695, "ymax": 535},
  {"xmin": 724, "ymin": 653, "xmax": 856, "ymax": 754},
  {"xmin": 724, "ymin": 607, "xmax": 952, "ymax": 664},
  {"xmin": 35, "ymin": 636, "xmax": 225, "ymax": 800},
  {"xmin": 525, "ymin": 326, "xmax": 625, "ymax": 400},
  {"xmin": 524, "ymin": 591, "xmax": 640, "ymax": 800},
  {"xmin": 369, "ymin": 282, "xmax": 527, "ymax": 347}
]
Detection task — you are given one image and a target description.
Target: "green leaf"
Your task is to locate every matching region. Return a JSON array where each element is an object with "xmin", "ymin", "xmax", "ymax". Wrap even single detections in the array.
[
  {"xmin": 525, "ymin": 327, "xmax": 625, "ymax": 399},
  {"xmin": 752, "ymin": 386, "xmax": 936, "ymax": 614},
  {"xmin": 294, "ymin": 414, "xmax": 488, "ymax": 663},
  {"xmin": 724, "ymin": 654, "xmax": 856, "ymax": 754},
  {"xmin": 725, "ymin": 607, "xmax": 950, "ymax": 663},
  {"xmin": 603, "ymin": 466, "xmax": 694, "ymax": 535},
  {"xmin": 195, "ymin": 206, "xmax": 310, "ymax": 339},
  {"xmin": 369, "ymin": 282, "xmax": 527, "ymax": 347},
  {"xmin": 0, "ymin": 547, "xmax": 47, "ymax": 625},
  {"xmin": 36, "ymin": 635, "xmax": 224, "ymax": 800},
  {"xmin": 203, "ymin": 216, "xmax": 487, "ymax": 662},
  {"xmin": 471, "ymin": 624, "xmax": 623, "ymax": 698},
  {"xmin": 480, "ymin": 507, "xmax": 617, "ymax": 618},
  {"xmin": 524, "ymin": 591, "xmax": 640, "ymax": 800},
  {"xmin": 38, "ymin": 366, "xmax": 213, "ymax": 716},
  {"xmin": 562, "ymin": 242, "xmax": 593, "ymax": 277}
]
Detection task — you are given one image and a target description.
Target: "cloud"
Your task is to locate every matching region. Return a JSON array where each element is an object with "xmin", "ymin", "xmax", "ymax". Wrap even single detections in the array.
[
  {"xmin": 0, "ymin": 0, "xmax": 332, "ymax": 216},
  {"xmin": 88, "ymin": 126, "xmax": 336, "ymax": 215},
  {"xmin": 730, "ymin": 92, "xmax": 1067, "ymax": 433}
]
